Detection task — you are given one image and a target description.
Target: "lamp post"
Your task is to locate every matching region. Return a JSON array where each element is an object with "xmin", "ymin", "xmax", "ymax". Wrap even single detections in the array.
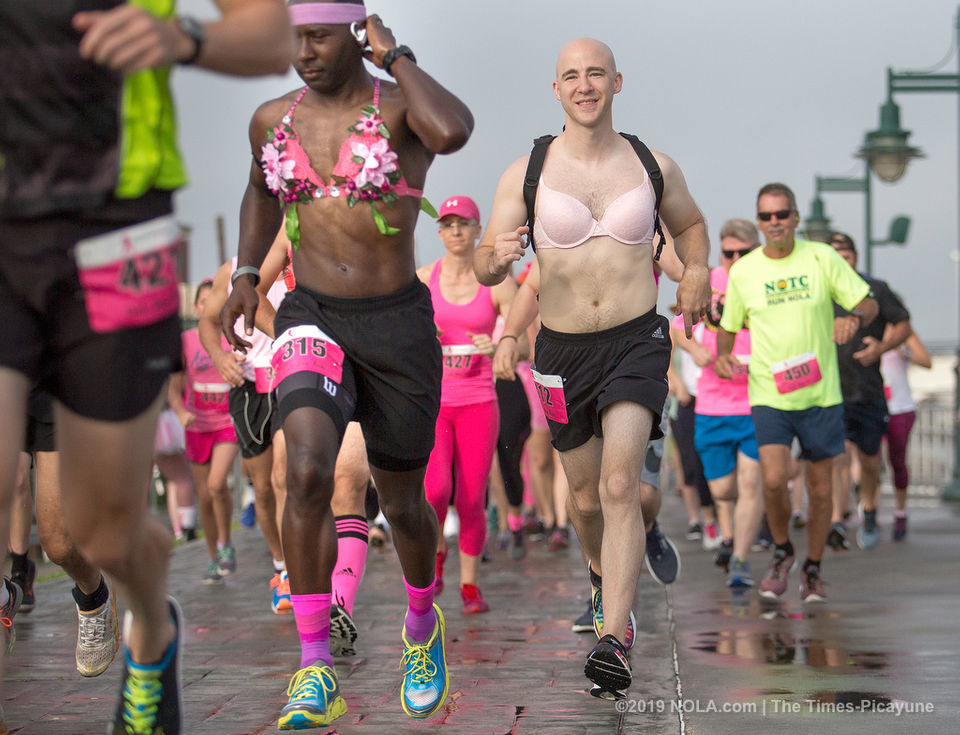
[
  {"xmin": 857, "ymin": 6, "xmax": 960, "ymax": 500},
  {"xmin": 803, "ymin": 169, "xmax": 911, "ymax": 272}
]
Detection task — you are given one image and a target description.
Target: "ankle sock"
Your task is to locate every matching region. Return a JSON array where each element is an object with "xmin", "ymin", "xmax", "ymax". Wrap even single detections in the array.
[
  {"xmin": 775, "ymin": 540, "xmax": 794, "ymax": 557},
  {"xmin": 803, "ymin": 558, "xmax": 820, "ymax": 573},
  {"xmin": 73, "ymin": 576, "xmax": 109, "ymax": 612},
  {"xmin": 9, "ymin": 552, "xmax": 28, "ymax": 577},
  {"xmin": 403, "ymin": 577, "xmax": 436, "ymax": 642}
]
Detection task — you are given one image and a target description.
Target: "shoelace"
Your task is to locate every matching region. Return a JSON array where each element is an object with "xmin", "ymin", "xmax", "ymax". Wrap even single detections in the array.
[
  {"xmin": 286, "ymin": 666, "xmax": 336, "ymax": 703},
  {"xmin": 400, "ymin": 641, "xmax": 438, "ymax": 683},
  {"xmin": 120, "ymin": 669, "xmax": 162, "ymax": 733},
  {"xmin": 79, "ymin": 609, "xmax": 107, "ymax": 648}
]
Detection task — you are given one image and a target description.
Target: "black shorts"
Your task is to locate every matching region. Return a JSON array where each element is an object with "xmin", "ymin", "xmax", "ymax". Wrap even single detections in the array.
[
  {"xmin": 0, "ymin": 215, "xmax": 181, "ymax": 421},
  {"xmin": 228, "ymin": 381, "xmax": 280, "ymax": 459},
  {"xmin": 533, "ymin": 308, "xmax": 671, "ymax": 452},
  {"xmin": 843, "ymin": 400, "xmax": 889, "ymax": 456},
  {"xmin": 272, "ymin": 279, "xmax": 441, "ymax": 472}
]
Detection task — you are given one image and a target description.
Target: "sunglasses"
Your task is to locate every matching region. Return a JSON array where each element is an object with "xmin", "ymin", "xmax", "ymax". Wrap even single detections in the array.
[
  {"xmin": 438, "ymin": 219, "xmax": 478, "ymax": 230},
  {"xmin": 757, "ymin": 209, "xmax": 793, "ymax": 222},
  {"xmin": 722, "ymin": 248, "xmax": 754, "ymax": 259}
]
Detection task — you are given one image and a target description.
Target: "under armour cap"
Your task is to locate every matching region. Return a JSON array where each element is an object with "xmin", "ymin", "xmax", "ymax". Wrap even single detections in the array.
[{"xmin": 437, "ymin": 196, "xmax": 480, "ymax": 222}]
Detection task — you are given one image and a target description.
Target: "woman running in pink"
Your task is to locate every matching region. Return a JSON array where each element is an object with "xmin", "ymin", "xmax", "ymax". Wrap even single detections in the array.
[
  {"xmin": 417, "ymin": 196, "xmax": 517, "ymax": 613},
  {"xmin": 169, "ymin": 281, "xmax": 240, "ymax": 583}
]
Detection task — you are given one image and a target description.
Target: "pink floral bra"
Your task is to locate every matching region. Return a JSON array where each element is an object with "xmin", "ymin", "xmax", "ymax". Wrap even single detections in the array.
[{"xmin": 260, "ymin": 78, "xmax": 435, "ymax": 248}]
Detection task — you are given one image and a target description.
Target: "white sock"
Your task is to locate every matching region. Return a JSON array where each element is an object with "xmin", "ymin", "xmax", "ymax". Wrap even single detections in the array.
[
  {"xmin": 273, "ymin": 559, "xmax": 285, "ymax": 573},
  {"xmin": 178, "ymin": 506, "xmax": 197, "ymax": 529}
]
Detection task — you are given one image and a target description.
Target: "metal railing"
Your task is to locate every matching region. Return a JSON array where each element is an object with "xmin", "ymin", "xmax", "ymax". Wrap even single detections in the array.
[{"xmin": 903, "ymin": 397, "xmax": 955, "ymax": 491}]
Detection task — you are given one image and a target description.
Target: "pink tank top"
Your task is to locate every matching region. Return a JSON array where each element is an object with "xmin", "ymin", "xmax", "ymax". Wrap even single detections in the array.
[
  {"xmin": 181, "ymin": 328, "xmax": 234, "ymax": 433},
  {"xmin": 428, "ymin": 260, "xmax": 497, "ymax": 407}
]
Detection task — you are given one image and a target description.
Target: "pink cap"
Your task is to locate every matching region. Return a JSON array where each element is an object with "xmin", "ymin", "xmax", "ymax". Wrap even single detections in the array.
[{"xmin": 437, "ymin": 196, "xmax": 480, "ymax": 222}]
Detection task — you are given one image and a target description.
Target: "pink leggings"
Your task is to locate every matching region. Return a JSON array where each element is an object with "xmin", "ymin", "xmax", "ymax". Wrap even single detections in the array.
[
  {"xmin": 885, "ymin": 410, "xmax": 916, "ymax": 490},
  {"xmin": 425, "ymin": 400, "xmax": 499, "ymax": 557}
]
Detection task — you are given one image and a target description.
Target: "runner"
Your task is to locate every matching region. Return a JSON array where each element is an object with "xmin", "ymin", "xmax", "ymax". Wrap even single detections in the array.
[{"xmin": 221, "ymin": 1, "xmax": 473, "ymax": 726}]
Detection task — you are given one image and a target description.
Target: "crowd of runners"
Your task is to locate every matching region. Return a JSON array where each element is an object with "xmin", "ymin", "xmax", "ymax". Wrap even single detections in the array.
[{"xmin": 0, "ymin": 0, "xmax": 934, "ymax": 733}]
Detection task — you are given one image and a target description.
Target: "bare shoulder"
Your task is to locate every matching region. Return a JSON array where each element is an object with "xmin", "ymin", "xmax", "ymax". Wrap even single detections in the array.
[
  {"xmin": 415, "ymin": 262, "xmax": 433, "ymax": 284},
  {"xmin": 650, "ymin": 150, "xmax": 681, "ymax": 177},
  {"xmin": 249, "ymin": 88, "xmax": 307, "ymax": 142}
]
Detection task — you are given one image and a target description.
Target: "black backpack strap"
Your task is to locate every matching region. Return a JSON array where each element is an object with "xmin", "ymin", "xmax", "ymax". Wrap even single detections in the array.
[
  {"xmin": 523, "ymin": 134, "xmax": 555, "ymax": 252},
  {"xmin": 620, "ymin": 133, "xmax": 665, "ymax": 261}
]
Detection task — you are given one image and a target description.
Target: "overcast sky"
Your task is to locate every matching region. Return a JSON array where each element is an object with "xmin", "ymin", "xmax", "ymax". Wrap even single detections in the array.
[{"xmin": 173, "ymin": 0, "xmax": 960, "ymax": 348}]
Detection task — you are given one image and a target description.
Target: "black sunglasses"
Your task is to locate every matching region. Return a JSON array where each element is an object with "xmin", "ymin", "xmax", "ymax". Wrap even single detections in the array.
[
  {"xmin": 722, "ymin": 248, "xmax": 753, "ymax": 259},
  {"xmin": 757, "ymin": 209, "xmax": 793, "ymax": 222}
]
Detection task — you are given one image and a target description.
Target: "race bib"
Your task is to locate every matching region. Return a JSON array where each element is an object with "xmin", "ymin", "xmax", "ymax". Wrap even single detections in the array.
[
  {"xmin": 271, "ymin": 325, "xmax": 344, "ymax": 386},
  {"xmin": 74, "ymin": 216, "xmax": 181, "ymax": 333},
  {"xmin": 531, "ymin": 368, "xmax": 568, "ymax": 424},
  {"xmin": 441, "ymin": 344, "xmax": 482, "ymax": 378},
  {"xmin": 254, "ymin": 356, "xmax": 276, "ymax": 394},
  {"xmin": 191, "ymin": 382, "xmax": 230, "ymax": 412},
  {"xmin": 771, "ymin": 352, "xmax": 822, "ymax": 394}
]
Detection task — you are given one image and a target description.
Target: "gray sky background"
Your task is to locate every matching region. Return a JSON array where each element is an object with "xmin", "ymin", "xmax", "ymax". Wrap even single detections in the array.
[{"xmin": 173, "ymin": 0, "xmax": 960, "ymax": 348}]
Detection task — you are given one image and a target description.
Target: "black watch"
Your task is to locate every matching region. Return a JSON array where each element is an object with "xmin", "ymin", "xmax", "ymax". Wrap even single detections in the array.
[
  {"xmin": 382, "ymin": 45, "xmax": 416, "ymax": 77},
  {"xmin": 176, "ymin": 16, "xmax": 205, "ymax": 65}
]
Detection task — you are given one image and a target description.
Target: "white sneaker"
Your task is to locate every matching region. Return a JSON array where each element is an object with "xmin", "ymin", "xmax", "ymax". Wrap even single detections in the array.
[{"xmin": 76, "ymin": 588, "xmax": 120, "ymax": 677}]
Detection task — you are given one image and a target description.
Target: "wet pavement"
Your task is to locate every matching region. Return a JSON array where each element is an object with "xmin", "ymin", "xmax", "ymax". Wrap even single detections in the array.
[{"xmin": 3, "ymin": 493, "xmax": 958, "ymax": 734}]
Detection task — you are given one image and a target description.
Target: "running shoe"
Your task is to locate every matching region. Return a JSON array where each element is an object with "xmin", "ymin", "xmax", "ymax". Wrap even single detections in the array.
[
  {"xmin": 588, "ymin": 564, "xmax": 636, "ymax": 650},
  {"xmin": 826, "ymin": 522, "xmax": 850, "ymax": 551},
  {"xmin": 800, "ymin": 565, "xmax": 827, "ymax": 603},
  {"xmin": 1, "ymin": 578, "xmax": 22, "ymax": 653},
  {"xmin": 240, "ymin": 502, "xmax": 256, "ymax": 528},
  {"xmin": 217, "ymin": 543, "xmax": 237, "ymax": 575},
  {"xmin": 571, "ymin": 601, "xmax": 594, "ymax": 633},
  {"xmin": 758, "ymin": 548, "xmax": 796, "ymax": 600},
  {"xmin": 645, "ymin": 521, "xmax": 680, "ymax": 584},
  {"xmin": 278, "ymin": 664, "xmax": 347, "ymax": 729},
  {"xmin": 203, "ymin": 560, "xmax": 223, "ymax": 585},
  {"xmin": 892, "ymin": 514, "xmax": 908, "ymax": 541},
  {"xmin": 182, "ymin": 527, "xmax": 197, "ymax": 542},
  {"xmin": 857, "ymin": 509, "xmax": 880, "ymax": 550},
  {"xmin": 460, "ymin": 584, "xmax": 490, "ymax": 614},
  {"xmin": 702, "ymin": 522, "xmax": 722, "ymax": 550},
  {"xmin": 752, "ymin": 515, "xmax": 774, "ymax": 552},
  {"xmin": 685, "ymin": 522, "xmax": 703, "ymax": 541},
  {"xmin": 400, "ymin": 603, "xmax": 449, "ymax": 718},
  {"xmin": 271, "ymin": 572, "xmax": 292, "ymax": 614},
  {"xmin": 714, "ymin": 539, "xmax": 734, "ymax": 572},
  {"xmin": 443, "ymin": 509, "xmax": 460, "ymax": 541},
  {"xmin": 584, "ymin": 634, "xmax": 631, "ymax": 700},
  {"xmin": 369, "ymin": 522, "xmax": 389, "ymax": 548},
  {"xmin": 790, "ymin": 511, "xmax": 807, "ymax": 529},
  {"xmin": 548, "ymin": 526, "xmax": 570, "ymax": 551},
  {"xmin": 434, "ymin": 550, "xmax": 446, "ymax": 596},
  {"xmin": 495, "ymin": 529, "xmax": 511, "ymax": 551},
  {"xmin": 109, "ymin": 597, "xmax": 182, "ymax": 735},
  {"xmin": 76, "ymin": 589, "xmax": 120, "ymax": 677},
  {"xmin": 726, "ymin": 557, "xmax": 753, "ymax": 588},
  {"xmin": 329, "ymin": 604, "xmax": 358, "ymax": 657},
  {"xmin": 509, "ymin": 530, "xmax": 526, "ymax": 560},
  {"xmin": 11, "ymin": 556, "xmax": 36, "ymax": 614},
  {"xmin": 527, "ymin": 519, "xmax": 547, "ymax": 540}
]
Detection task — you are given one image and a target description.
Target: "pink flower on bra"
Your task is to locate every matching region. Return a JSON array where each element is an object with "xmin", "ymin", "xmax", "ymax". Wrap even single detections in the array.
[
  {"xmin": 356, "ymin": 113, "xmax": 383, "ymax": 134},
  {"xmin": 261, "ymin": 142, "xmax": 296, "ymax": 193},
  {"xmin": 352, "ymin": 137, "xmax": 398, "ymax": 190}
]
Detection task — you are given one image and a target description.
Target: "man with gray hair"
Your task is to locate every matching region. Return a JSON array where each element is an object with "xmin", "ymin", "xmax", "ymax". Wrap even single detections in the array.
[{"xmin": 672, "ymin": 218, "xmax": 764, "ymax": 587}]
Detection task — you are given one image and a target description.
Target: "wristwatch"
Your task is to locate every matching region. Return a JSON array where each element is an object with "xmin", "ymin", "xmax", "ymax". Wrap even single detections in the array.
[
  {"xmin": 382, "ymin": 45, "xmax": 416, "ymax": 76},
  {"xmin": 176, "ymin": 16, "xmax": 205, "ymax": 65}
]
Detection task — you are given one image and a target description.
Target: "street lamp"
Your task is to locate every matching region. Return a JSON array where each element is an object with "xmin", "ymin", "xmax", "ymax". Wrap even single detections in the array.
[
  {"xmin": 802, "ymin": 170, "xmax": 912, "ymax": 273},
  {"xmin": 858, "ymin": 6, "xmax": 960, "ymax": 501}
]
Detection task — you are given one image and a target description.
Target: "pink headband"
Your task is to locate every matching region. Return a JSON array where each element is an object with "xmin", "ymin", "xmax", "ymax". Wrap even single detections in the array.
[{"xmin": 288, "ymin": 3, "xmax": 366, "ymax": 25}]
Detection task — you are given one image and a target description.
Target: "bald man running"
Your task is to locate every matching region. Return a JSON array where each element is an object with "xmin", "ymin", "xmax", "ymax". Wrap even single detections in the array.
[{"xmin": 476, "ymin": 38, "xmax": 710, "ymax": 700}]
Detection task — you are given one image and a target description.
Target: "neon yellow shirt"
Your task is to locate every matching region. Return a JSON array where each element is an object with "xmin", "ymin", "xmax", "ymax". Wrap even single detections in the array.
[{"xmin": 719, "ymin": 239, "xmax": 870, "ymax": 410}]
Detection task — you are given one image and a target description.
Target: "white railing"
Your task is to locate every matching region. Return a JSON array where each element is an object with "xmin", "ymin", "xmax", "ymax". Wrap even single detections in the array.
[{"xmin": 901, "ymin": 398, "xmax": 955, "ymax": 492}]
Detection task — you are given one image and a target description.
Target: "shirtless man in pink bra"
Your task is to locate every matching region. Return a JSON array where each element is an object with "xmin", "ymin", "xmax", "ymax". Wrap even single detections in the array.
[
  {"xmin": 476, "ymin": 38, "xmax": 709, "ymax": 701},
  {"xmin": 221, "ymin": 1, "xmax": 472, "ymax": 728}
]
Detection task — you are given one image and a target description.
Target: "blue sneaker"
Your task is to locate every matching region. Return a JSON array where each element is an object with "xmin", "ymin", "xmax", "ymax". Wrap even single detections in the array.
[
  {"xmin": 588, "ymin": 563, "xmax": 636, "ymax": 650},
  {"xmin": 857, "ymin": 509, "xmax": 880, "ymax": 550},
  {"xmin": 240, "ymin": 502, "xmax": 256, "ymax": 528},
  {"xmin": 399, "ymin": 604, "xmax": 449, "ymax": 718},
  {"xmin": 278, "ymin": 665, "xmax": 347, "ymax": 729}
]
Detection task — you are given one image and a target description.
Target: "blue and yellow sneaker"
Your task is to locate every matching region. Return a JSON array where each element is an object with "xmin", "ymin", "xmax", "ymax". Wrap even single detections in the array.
[
  {"xmin": 278, "ymin": 665, "xmax": 347, "ymax": 730},
  {"xmin": 588, "ymin": 563, "xmax": 636, "ymax": 650},
  {"xmin": 399, "ymin": 604, "xmax": 449, "ymax": 718}
]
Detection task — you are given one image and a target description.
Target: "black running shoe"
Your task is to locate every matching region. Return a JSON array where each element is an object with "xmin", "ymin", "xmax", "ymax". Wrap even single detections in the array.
[
  {"xmin": 329, "ymin": 604, "xmax": 358, "ymax": 657},
  {"xmin": 714, "ymin": 540, "xmax": 734, "ymax": 572},
  {"xmin": 585, "ymin": 635, "xmax": 631, "ymax": 700},
  {"xmin": 11, "ymin": 557, "xmax": 36, "ymax": 614},
  {"xmin": 645, "ymin": 521, "xmax": 680, "ymax": 585},
  {"xmin": 109, "ymin": 597, "xmax": 182, "ymax": 735},
  {"xmin": 571, "ymin": 601, "xmax": 594, "ymax": 633},
  {"xmin": 826, "ymin": 522, "xmax": 850, "ymax": 551},
  {"xmin": 1, "ymin": 578, "xmax": 23, "ymax": 653}
]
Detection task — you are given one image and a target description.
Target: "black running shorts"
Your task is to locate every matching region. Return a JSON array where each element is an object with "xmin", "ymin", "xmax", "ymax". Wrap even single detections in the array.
[
  {"xmin": 272, "ymin": 279, "xmax": 441, "ymax": 471},
  {"xmin": 533, "ymin": 308, "xmax": 671, "ymax": 453},
  {"xmin": 0, "ymin": 215, "xmax": 181, "ymax": 422},
  {"xmin": 228, "ymin": 381, "xmax": 280, "ymax": 459}
]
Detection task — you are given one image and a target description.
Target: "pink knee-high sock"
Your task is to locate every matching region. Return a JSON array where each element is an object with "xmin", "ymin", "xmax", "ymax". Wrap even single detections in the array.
[
  {"xmin": 508, "ymin": 513, "xmax": 525, "ymax": 532},
  {"xmin": 403, "ymin": 577, "xmax": 437, "ymax": 643},
  {"xmin": 291, "ymin": 593, "xmax": 333, "ymax": 669},
  {"xmin": 332, "ymin": 515, "xmax": 368, "ymax": 615}
]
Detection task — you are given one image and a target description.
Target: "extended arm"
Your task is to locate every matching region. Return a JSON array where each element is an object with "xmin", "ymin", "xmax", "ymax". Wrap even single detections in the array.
[{"xmin": 74, "ymin": 0, "xmax": 292, "ymax": 75}]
